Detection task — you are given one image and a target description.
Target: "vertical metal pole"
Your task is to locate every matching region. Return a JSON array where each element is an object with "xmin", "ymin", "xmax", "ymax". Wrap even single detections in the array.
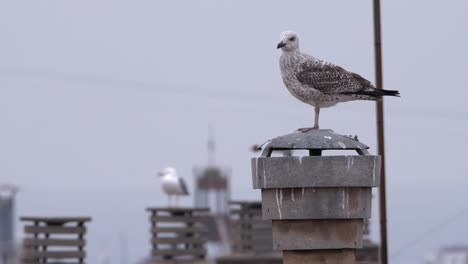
[{"xmin": 373, "ymin": 0, "xmax": 389, "ymax": 263}]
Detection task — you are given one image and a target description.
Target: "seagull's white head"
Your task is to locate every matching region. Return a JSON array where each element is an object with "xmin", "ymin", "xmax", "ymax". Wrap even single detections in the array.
[
  {"xmin": 277, "ymin": 31, "xmax": 299, "ymax": 52},
  {"xmin": 157, "ymin": 167, "xmax": 176, "ymax": 177}
]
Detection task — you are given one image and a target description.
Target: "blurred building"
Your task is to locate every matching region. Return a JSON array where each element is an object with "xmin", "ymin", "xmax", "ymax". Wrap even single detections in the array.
[
  {"xmin": 193, "ymin": 128, "xmax": 230, "ymax": 215},
  {"xmin": 192, "ymin": 129, "xmax": 232, "ymax": 259},
  {"xmin": 193, "ymin": 166, "xmax": 231, "ymax": 216},
  {"xmin": 0, "ymin": 184, "xmax": 19, "ymax": 264},
  {"xmin": 425, "ymin": 246, "xmax": 468, "ymax": 264}
]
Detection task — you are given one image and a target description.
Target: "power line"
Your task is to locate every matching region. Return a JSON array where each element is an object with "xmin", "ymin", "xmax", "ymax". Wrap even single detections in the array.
[
  {"xmin": 391, "ymin": 205, "xmax": 468, "ymax": 259},
  {"xmin": 0, "ymin": 66, "xmax": 467, "ymax": 121},
  {"xmin": 0, "ymin": 66, "xmax": 268, "ymax": 104}
]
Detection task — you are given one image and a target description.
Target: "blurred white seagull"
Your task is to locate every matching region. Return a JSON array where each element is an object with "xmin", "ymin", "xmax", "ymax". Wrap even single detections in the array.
[
  {"xmin": 277, "ymin": 30, "xmax": 400, "ymax": 129},
  {"xmin": 157, "ymin": 167, "xmax": 189, "ymax": 207}
]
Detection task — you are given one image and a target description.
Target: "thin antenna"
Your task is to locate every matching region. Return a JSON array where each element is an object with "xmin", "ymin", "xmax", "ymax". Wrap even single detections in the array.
[
  {"xmin": 207, "ymin": 125, "xmax": 216, "ymax": 165},
  {"xmin": 373, "ymin": 0, "xmax": 389, "ymax": 263}
]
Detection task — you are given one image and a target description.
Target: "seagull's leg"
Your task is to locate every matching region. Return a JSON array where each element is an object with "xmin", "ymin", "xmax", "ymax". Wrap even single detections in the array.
[
  {"xmin": 299, "ymin": 107, "xmax": 321, "ymax": 132},
  {"xmin": 176, "ymin": 196, "xmax": 179, "ymax": 207},
  {"xmin": 168, "ymin": 194, "xmax": 172, "ymax": 208},
  {"xmin": 313, "ymin": 107, "xmax": 320, "ymax": 129}
]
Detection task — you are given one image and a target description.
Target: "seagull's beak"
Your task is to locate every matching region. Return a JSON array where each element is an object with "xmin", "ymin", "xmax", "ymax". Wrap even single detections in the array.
[
  {"xmin": 157, "ymin": 171, "xmax": 164, "ymax": 177},
  {"xmin": 277, "ymin": 41, "xmax": 286, "ymax": 49}
]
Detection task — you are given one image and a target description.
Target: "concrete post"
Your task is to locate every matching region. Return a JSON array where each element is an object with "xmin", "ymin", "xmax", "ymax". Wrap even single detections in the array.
[{"xmin": 252, "ymin": 129, "xmax": 380, "ymax": 264}]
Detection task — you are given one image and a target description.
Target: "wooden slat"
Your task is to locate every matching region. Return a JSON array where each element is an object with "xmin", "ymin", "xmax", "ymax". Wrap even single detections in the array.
[
  {"xmin": 152, "ymin": 237, "xmax": 206, "ymax": 245},
  {"xmin": 240, "ymin": 243, "xmax": 273, "ymax": 250},
  {"xmin": 22, "ymin": 250, "xmax": 85, "ymax": 259},
  {"xmin": 238, "ymin": 218, "xmax": 265, "ymax": 222},
  {"xmin": 23, "ymin": 238, "xmax": 85, "ymax": 247},
  {"xmin": 147, "ymin": 207, "xmax": 209, "ymax": 213},
  {"xmin": 232, "ymin": 222, "xmax": 272, "ymax": 229},
  {"xmin": 232, "ymin": 242, "xmax": 273, "ymax": 248},
  {"xmin": 228, "ymin": 201, "xmax": 262, "ymax": 206},
  {"xmin": 152, "ymin": 227, "xmax": 207, "ymax": 234},
  {"xmin": 231, "ymin": 238, "xmax": 273, "ymax": 244},
  {"xmin": 233, "ymin": 236, "xmax": 272, "ymax": 244},
  {"xmin": 236, "ymin": 224, "xmax": 272, "ymax": 231},
  {"xmin": 232, "ymin": 244, "xmax": 271, "ymax": 250},
  {"xmin": 151, "ymin": 248, "xmax": 206, "ymax": 257},
  {"xmin": 230, "ymin": 209, "xmax": 262, "ymax": 215},
  {"xmin": 230, "ymin": 233, "xmax": 272, "ymax": 241},
  {"xmin": 232, "ymin": 241, "xmax": 272, "ymax": 248},
  {"xmin": 24, "ymin": 226, "xmax": 86, "ymax": 234},
  {"xmin": 22, "ymin": 262, "xmax": 86, "ymax": 264},
  {"xmin": 20, "ymin": 217, "xmax": 91, "ymax": 222},
  {"xmin": 231, "ymin": 235, "xmax": 272, "ymax": 243},
  {"xmin": 232, "ymin": 245, "xmax": 273, "ymax": 253},
  {"xmin": 150, "ymin": 216, "xmax": 206, "ymax": 223},
  {"xmin": 237, "ymin": 218, "xmax": 269, "ymax": 224},
  {"xmin": 245, "ymin": 230, "xmax": 272, "ymax": 235}
]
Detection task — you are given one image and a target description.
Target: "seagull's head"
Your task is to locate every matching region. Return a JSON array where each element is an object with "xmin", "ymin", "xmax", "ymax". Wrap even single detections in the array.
[
  {"xmin": 277, "ymin": 31, "xmax": 299, "ymax": 52},
  {"xmin": 157, "ymin": 167, "xmax": 176, "ymax": 177}
]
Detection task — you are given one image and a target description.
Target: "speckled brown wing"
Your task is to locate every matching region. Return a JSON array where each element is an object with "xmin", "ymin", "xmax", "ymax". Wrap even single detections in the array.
[
  {"xmin": 295, "ymin": 61, "xmax": 364, "ymax": 95},
  {"xmin": 349, "ymin": 72, "xmax": 376, "ymax": 90}
]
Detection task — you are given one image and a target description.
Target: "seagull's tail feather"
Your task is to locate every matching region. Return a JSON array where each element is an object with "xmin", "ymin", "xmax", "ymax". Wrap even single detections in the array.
[
  {"xmin": 340, "ymin": 89, "xmax": 400, "ymax": 98},
  {"xmin": 378, "ymin": 89, "xmax": 400, "ymax": 97}
]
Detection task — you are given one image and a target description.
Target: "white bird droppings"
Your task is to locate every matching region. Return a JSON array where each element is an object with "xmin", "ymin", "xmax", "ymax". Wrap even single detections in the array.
[
  {"xmin": 276, "ymin": 189, "xmax": 282, "ymax": 219},
  {"xmin": 280, "ymin": 189, "xmax": 283, "ymax": 207},
  {"xmin": 338, "ymin": 141, "xmax": 346, "ymax": 148},
  {"xmin": 341, "ymin": 189, "xmax": 346, "ymax": 210},
  {"xmin": 372, "ymin": 158, "xmax": 376, "ymax": 181}
]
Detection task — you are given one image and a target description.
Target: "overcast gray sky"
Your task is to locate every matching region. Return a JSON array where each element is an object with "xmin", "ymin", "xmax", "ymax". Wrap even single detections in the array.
[{"xmin": 1, "ymin": 0, "xmax": 468, "ymax": 263}]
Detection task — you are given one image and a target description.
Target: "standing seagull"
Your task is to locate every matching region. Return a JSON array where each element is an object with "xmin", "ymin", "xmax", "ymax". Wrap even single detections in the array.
[
  {"xmin": 277, "ymin": 30, "xmax": 400, "ymax": 129},
  {"xmin": 157, "ymin": 167, "xmax": 189, "ymax": 207}
]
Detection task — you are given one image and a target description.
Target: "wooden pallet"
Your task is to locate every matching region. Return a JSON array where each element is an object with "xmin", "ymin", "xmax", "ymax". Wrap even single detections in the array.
[
  {"xmin": 228, "ymin": 201, "xmax": 273, "ymax": 253},
  {"xmin": 20, "ymin": 217, "xmax": 91, "ymax": 264},
  {"xmin": 147, "ymin": 207, "xmax": 209, "ymax": 261}
]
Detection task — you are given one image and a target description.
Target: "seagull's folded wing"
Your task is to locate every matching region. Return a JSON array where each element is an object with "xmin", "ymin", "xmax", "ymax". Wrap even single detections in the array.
[
  {"xmin": 295, "ymin": 61, "xmax": 366, "ymax": 95},
  {"xmin": 178, "ymin": 178, "xmax": 189, "ymax": 195}
]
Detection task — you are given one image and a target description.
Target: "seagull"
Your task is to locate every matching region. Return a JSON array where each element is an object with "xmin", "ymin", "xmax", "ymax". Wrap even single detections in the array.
[
  {"xmin": 157, "ymin": 167, "xmax": 189, "ymax": 207},
  {"xmin": 277, "ymin": 30, "xmax": 400, "ymax": 129}
]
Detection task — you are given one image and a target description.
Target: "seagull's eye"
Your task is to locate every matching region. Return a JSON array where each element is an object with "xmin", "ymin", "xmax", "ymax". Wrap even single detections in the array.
[{"xmin": 289, "ymin": 37, "xmax": 295, "ymax": 41}]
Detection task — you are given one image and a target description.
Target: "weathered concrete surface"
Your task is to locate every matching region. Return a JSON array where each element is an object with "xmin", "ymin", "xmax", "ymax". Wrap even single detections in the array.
[
  {"xmin": 262, "ymin": 187, "xmax": 371, "ymax": 219},
  {"xmin": 260, "ymin": 129, "xmax": 369, "ymax": 157},
  {"xmin": 356, "ymin": 241, "xmax": 379, "ymax": 264},
  {"xmin": 283, "ymin": 249, "xmax": 355, "ymax": 264},
  {"xmin": 252, "ymin": 156, "xmax": 380, "ymax": 189},
  {"xmin": 272, "ymin": 219, "xmax": 363, "ymax": 250}
]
